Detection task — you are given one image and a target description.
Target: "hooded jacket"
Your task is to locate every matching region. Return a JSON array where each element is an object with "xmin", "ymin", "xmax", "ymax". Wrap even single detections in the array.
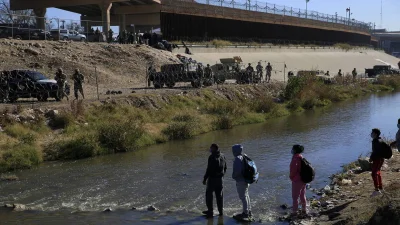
[
  {"xmin": 203, "ymin": 150, "xmax": 227, "ymax": 181},
  {"xmin": 232, "ymin": 145, "xmax": 245, "ymax": 182}
]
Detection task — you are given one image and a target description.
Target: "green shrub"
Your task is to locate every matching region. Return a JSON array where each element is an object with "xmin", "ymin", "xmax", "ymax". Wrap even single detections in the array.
[
  {"xmin": 377, "ymin": 75, "xmax": 400, "ymax": 90},
  {"xmin": 45, "ymin": 134, "xmax": 102, "ymax": 160},
  {"xmin": 172, "ymin": 113, "xmax": 199, "ymax": 123},
  {"xmin": 249, "ymin": 96, "xmax": 276, "ymax": 113},
  {"xmin": 0, "ymin": 144, "xmax": 42, "ymax": 172},
  {"xmin": 214, "ymin": 115, "xmax": 233, "ymax": 130},
  {"xmin": 285, "ymin": 76, "xmax": 305, "ymax": 100},
  {"xmin": 98, "ymin": 120, "xmax": 145, "ymax": 153},
  {"xmin": 4, "ymin": 124, "xmax": 37, "ymax": 144},
  {"xmin": 162, "ymin": 121, "xmax": 198, "ymax": 140},
  {"xmin": 49, "ymin": 112, "xmax": 74, "ymax": 129},
  {"xmin": 211, "ymin": 39, "xmax": 232, "ymax": 48}
]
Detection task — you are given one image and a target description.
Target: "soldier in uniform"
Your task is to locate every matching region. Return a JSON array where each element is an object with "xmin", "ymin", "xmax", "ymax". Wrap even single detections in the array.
[
  {"xmin": 256, "ymin": 62, "xmax": 263, "ymax": 82},
  {"xmin": 55, "ymin": 68, "xmax": 69, "ymax": 101},
  {"xmin": 72, "ymin": 69, "xmax": 85, "ymax": 100},
  {"xmin": 266, "ymin": 62, "xmax": 272, "ymax": 83},
  {"xmin": 352, "ymin": 68, "xmax": 357, "ymax": 81},
  {"xmin": 147, "ymin": 65, "xmax": 156, "ymax": 87},
  {"xmin": 197, "ymin": 64, "xmax": 204, "ymax": 79},
  {"xmin": 204, "ymin": 64, "xmax": 212, "ymax": 79},
  {"xmin": 325, "ymin": 71, "xmax": 330, "ymax": 76},
  {"xmin": 338, "ymin": 69, "xmax": 343, "ymax": 77},
  {"xmin": 108, "ymin": 29, "xmax": 113, "ymax": 43},
  {"xmin": 246, "ymin": 63, "xmax": 254, "ymax": 74}
]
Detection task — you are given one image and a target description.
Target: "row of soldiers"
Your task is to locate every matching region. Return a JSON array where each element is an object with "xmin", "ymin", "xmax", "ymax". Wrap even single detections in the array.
[
  {"xmin": 108, "ymin": 29, "xmax": 157, "ymax": 45},
  {"xmin": 54, "ymin": 68, "xmax": 85, "ymax": 101},
  {"xmin": 246, "ymin": 62, "xmax": 273, "ymax": 83}
]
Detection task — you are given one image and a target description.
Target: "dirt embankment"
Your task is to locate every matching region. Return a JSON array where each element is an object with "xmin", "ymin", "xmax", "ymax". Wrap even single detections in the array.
[{"xmin": 0, "ymin": 39, "xmax": 181, "ymax": 96}]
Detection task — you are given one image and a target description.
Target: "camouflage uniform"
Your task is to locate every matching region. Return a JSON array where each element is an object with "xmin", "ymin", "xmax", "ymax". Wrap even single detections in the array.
[
  {"xmin": 73, "ymin": 69, "xmax": 85, "ymax": 99},
  {"xmin": 338, "ymin": 69, "xmax": 343, "ymax": 77},
  {"xmin": 266, "ymin": 63, "xmax": 272, "ymax": 83},
  {"xmin": 108, "ymin": 29, "xmax": 114, "ymax": 43},
  {"xmin": 256, "ymin": 63, "xmax": 263, "ymax": 81},
  {"xmin": 148, "ymin": 65, "xmax": 156, "ymax": 87},
  {"xmin": 352, "ymin": 68, "xmax": 357, "ymax": 81},
  {"xmin": 55, "ymin": 68, "xmax": 68, "ymax": 101},
  {"xmin": 204, "ymin": 64, "xmax": 212, "ymax": 79}
]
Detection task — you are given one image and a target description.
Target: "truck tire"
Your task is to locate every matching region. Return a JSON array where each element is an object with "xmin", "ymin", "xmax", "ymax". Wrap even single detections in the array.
[
  {"xmin": 63, "ymin": 37, "xmax": 68, "ymax": 41},
  {"xmin": 80, "ymin": 37, "xmax": 86, "ymax": 42},
  {"xmin": 154, "ymin": 82, "xmax": 164, "ymax": 89},
  {"xmin": 37, "ymin": 93, "xmax": 48, "ymax": 102}
]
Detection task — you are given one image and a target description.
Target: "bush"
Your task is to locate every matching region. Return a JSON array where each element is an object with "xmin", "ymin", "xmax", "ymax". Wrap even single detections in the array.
[
  {"xmin": 49, "ymin": 112, "xmax": 74, "ymax": 129},
  {"xmin": 162, "ymin": 121, "xmax": 198, "ymax": 140},
  {"xmin": 376, "ymin": 76, "xmax": 400, "ymax": 90},
  {"xmin": 45, "ymin": 134, "xmax": 102, "ymax": 160},
  {"xmin": 4, "ymin": 124, "xmax": 37, "ymax": 144},
  {"xmin": 0, "ymin": 144, "xmax": 42, "ymax": 172},
  {"xmin": 214, "ymin": 115, "xmax": 233, "ymax": 130},
  {"xmin": 249, "ymin": 96, "xmax": 276, "ymax": 113},
  {"xmin": 211, "ymin": 39, "xmax": 232, "ymax": 48},
  {"xmin": 334, "ymin": 43, "xmax": 353, "ymax": 52},
  {"xmin": 172, "ymin": 113, "xmax": 199, "ymax": 123},
  {"xmin": 98, "ymin": 120, "xmax": 145, "ymax": 153}
]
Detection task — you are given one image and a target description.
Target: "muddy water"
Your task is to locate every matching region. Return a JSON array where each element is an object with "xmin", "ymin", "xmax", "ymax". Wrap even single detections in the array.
[{"xmin": 1, "ymin": 93, "xmax": 400, "ymax": 225}]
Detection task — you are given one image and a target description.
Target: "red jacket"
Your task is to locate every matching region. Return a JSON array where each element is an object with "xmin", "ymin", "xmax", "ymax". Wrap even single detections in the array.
[{"xmin": 290, "ymin": 154, "xmax": 303, "ymax": 182}]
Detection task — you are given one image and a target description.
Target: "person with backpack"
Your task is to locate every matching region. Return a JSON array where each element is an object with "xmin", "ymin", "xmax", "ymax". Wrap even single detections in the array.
[
  {"xmin": 202, "ymin": 143, "xmax": 227, "ymax": 218},
  {"xmin": 290, "ymin": 145, "xmax": 307, "ymax": 216},
  {"xmin": 390, "ymin": 118, "xmax": 400, "ymax": 151},
  {"xmin": 369, "ymin": 128, "xmax": 385, "ymax": 197},
  {"xmin": 232, "ymin": 144, "xmax": 252, "ymax": 220}
]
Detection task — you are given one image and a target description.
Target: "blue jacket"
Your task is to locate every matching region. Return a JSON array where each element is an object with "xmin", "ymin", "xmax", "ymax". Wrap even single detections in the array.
[{"xmin": 232, "ymin": 144, "xmax": 245, "ymax": 182}]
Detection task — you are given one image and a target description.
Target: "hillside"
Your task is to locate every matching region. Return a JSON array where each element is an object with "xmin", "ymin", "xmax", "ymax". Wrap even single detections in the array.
[{"xmin": 0, "ymin": 40, "xmax": 181, "ymax": 99}]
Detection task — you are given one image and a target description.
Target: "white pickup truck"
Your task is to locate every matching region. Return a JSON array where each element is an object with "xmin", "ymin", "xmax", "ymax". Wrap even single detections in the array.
[{"xmin": 51, "ymin": 29, "xmax": 86, "ymax": 41}]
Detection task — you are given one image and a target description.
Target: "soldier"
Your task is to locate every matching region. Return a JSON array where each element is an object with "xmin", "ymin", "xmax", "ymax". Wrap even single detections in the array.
[
  {"xmin": 246, "ymin": 63, "xmax": 254, "ymax": 74},
  {"xmin": 197, "ymin": 64, "xmax": 204, "ymax": 78},
  {"xmin": 352, "ymin": 68, "xmax": 357, "ymax": 81},
  {"xmin": 398, "ymin": 61, "xmax": 400, "ymax": 69},
  {"xmin": 72, "ymin": 69, "xmax": 85, "ymax": 100},
  {"xmin": 256, "ymin": 62, "xmax": 263, "ymax": 82},
  {"xmin": 325, "ymin": 71, "xmax": 330, "ymax": 76},
  {"xmin": 122, "ymin": 30, "xmax": 127, "ymax": 44},
  {"xmin": 147, "ymin": 65, "xmax": 156, "ymax": 87},
  {"xmin": 55, "ymin": 68, "xmax": 69, "ymax": 101},
  {"xmin": 204, "ymin": 64, "xmax": 212, "ymax": 79},
  {"xmin": 108, "ymin": 29, "xmax": 113, "ymax": 43},
  {"xmin": 338, "ymin": 69, "xmax": 343, "ymax": 77},
  {"xmin": 266, "ymin": 62, "xmax": 272, "ymax": 83}
]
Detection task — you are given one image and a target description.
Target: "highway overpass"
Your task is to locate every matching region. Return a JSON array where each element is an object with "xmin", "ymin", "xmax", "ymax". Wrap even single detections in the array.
[{"xmin": 10, "ymin": 0, "xmax": 373, "ymax": 44}]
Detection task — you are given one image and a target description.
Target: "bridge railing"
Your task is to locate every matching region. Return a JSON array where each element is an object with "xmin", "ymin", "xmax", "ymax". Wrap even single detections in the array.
[{"xmin": 163, "ymin": 0, "xmax": 372, "ymax": 33}]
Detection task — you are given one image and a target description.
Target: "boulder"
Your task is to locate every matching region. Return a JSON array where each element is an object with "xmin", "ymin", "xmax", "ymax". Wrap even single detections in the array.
[
  {"xmin": 33, "ymin": 43, "xmax": 42, "ymax": 48},
  {"xmin": 103, "ymin": 208, "xmax": 112, "ymax": 212},
  {"xmin": 280, "ymin": 204, "xmax": 288, "ymax": 210},
  {"xmin": 340, "ymin": 179, "xmax": 352, "ymax": 185},
  {"xmin": 358, "ymin": 157, "xmax": 372, "ymax": 171},
  {"xmin": 45, "ymin": 110, "xmax": 59, "ymax": 119},
  {"xmin": 13, "ymin": 204, "xmax": 27, "ymax": 211},
  {"xmin": 147, "ymin": 205, "xmax": 158, "ymax": 211}
]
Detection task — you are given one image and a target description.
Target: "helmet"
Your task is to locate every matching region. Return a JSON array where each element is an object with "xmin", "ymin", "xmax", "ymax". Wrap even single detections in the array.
[
  {"xmin": 75, "ymin": 68, "xmax": 80, "ymax": 73},
  {"xmin": 57, "ymin": 68, "xmax": 63, "ymax": 73},
  {"xmin": 207, "ymin": 64, "xmax": 210, "ymax": 67},
  {"xmin": 248, "ymin": 63, "xmax": 251, "ymax": 66},
  {"xmin": 258, "ymin": 62, "xmax": 261, "ymax": 65}
]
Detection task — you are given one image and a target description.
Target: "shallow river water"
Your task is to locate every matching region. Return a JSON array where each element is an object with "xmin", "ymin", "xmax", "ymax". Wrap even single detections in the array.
[{"xmin": 1, "ymin": 92, "xmax": 400, "ymax": 225}]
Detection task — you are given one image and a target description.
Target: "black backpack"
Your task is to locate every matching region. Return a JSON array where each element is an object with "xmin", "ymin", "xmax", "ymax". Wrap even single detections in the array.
[
  {"xmin": 242, "ymin": 155, "xmax": 259, "ymax": 184},
  {"xmin": 300, "ymin": 158, "xmax": 315, "ymax": 184},
  {"xmin": 380, "ymin": 141, "xmax": 393, "ymax": 159}
]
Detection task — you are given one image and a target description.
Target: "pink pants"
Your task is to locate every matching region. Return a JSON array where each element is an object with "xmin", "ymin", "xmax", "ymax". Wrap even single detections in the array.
[{"xmin": 292, "ymin": 181, "xmax": 307, "ymax": 213}]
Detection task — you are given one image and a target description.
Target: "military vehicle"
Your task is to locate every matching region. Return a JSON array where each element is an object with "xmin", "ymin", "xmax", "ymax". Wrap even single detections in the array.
[
  {"xmin": 365, "ymin": 65, "xmax": 400, "ymax": 77},
  {"xmin": 212, "ymin": 57, "xmax": 260, "ymax": 84},
  {"xmin": 149, "ymin": 61, "xmax": 212, "ymax": 89}
]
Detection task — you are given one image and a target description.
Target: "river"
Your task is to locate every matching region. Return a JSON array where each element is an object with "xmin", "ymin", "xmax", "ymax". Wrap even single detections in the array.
[{"xmin": 1, "ymin": 92, "xmax": 400, "ymax": 225}]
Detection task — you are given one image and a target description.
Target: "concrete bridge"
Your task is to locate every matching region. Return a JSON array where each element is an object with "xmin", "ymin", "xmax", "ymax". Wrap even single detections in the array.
[{"xmin": 11, "ymin": 0, "xmax": 372, "ymax": 44}]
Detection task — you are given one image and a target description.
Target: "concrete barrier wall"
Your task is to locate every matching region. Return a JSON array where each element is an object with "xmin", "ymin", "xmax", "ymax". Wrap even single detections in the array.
[
  {"xmin": 161, "ymin": 13, "xmax": 371, "ymax": 45},
  {"xmin": 173, "ymin": 47, "xmax": 400, "ymax": 81}
]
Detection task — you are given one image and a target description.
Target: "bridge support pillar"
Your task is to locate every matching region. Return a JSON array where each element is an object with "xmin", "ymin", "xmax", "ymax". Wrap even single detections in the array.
[
  {"xmin": 33, "ymin": 8, "xmax": 47, "ymax": 31},
  {"xmin": 119, "ymin": 14, "xmax": 126, "ymax": 32},
  {"xmin": 100, "ymin": 1, "xmax": 113, "ymax": 33}
]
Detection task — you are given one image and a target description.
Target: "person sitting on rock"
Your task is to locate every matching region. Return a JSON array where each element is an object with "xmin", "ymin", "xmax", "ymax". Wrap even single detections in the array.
[
  {"xmin": 369, "ymin": 128, "xmax": 385, "ymax": 197},
  {"xmin": 290, "ymin": 145, "xmax": 307, "ymax": 217}
]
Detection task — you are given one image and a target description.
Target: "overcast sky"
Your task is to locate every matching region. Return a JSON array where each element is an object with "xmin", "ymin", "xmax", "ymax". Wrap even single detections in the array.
[{"xmin": 46, "ymin": 0, "xmax": 400, "ymax": 31}]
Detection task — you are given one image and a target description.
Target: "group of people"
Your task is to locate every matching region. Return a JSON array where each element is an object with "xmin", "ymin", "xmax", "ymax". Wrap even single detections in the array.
[
  {"xmin": 324, "ymin": 68, "xmax": 358, "ymax": 79},
  {"xmin": 202, "ymin": 121, "xmax": 400, "ymax": 220},
  {"xmin": 246, "ymin": 62, "xmax": 273, "ymax": 83},
  {"xmin": 54, "ymin": 68, "xmax": 85, "ymax": 101}
]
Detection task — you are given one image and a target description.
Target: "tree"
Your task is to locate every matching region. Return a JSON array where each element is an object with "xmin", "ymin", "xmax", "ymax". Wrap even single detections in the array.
[{"xmin": 0, "ymin": 0, "xmax": 35, "ymax": 25}]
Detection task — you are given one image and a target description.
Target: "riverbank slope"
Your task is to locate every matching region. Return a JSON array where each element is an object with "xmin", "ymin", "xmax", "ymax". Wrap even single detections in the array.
[{"xmin": 1, "ymin": 74, "xmax": 400, "ymax": 173}]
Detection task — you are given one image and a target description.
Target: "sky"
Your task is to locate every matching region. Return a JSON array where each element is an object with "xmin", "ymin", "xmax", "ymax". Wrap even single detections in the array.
[{"xmin": 45, "ymin": 0, "xmax": 400, "ymax": 31}]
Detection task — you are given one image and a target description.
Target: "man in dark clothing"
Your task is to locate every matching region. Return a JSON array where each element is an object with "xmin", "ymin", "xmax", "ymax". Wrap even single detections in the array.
[
  {"xmin": 398, "ymin": 61, "xmax": 400, "ymax": 69},
  {"xmin": 369, "ymin": 128, "xmax": 385, "ymax": 197},
  {"xmin": 202, "ymin": 143, "xmax": 227, "ymax": 217}
]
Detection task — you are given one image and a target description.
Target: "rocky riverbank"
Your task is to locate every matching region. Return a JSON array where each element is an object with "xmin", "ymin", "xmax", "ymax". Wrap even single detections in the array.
[{"xmin": 281, "ymin": 148, "xmax": 400, "ymax": 225}]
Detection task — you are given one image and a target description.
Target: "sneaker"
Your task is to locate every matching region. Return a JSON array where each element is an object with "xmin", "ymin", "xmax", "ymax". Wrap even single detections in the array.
[
  {"xmin": 236, "ymin": 212, "xmax": 249, "ymax": 219},
  {"xmin": 370, "ymin": 190, "xmax": 382, "ymax": 197}
]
